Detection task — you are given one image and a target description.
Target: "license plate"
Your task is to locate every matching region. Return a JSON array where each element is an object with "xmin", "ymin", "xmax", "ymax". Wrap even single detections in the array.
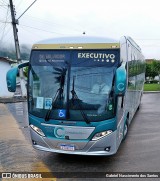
[{"xmin": 60, "ymin": 144, "xmax": 75, "ymax": 151}]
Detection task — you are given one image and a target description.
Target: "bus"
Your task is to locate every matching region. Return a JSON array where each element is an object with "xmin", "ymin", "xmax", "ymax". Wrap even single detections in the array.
[{"xmin": 6, "ymin": 36, "xmax": 145, "ymax": 155}]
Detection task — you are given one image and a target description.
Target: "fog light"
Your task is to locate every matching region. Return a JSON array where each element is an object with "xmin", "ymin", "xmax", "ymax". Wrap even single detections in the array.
[
  {"xmin": 32, "ymin": 140, "xmax": 37, "ymax": 145},
  {"xmin": 105, "ymin": 147, "xmax": 110, "ymax": 152},
  {"xmin": 30, "ymin": 124, "xmax": 45, "ymax": 137}
]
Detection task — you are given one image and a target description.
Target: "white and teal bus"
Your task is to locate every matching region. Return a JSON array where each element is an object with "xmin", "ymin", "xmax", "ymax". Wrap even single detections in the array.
[{"xmin": 7, "ymin": 36, "xmax": 145, "ymax": 155}]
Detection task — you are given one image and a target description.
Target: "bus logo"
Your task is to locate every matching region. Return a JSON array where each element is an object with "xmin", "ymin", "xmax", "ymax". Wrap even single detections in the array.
[{"xmin": 54, "ymin": 127, "xmax": 65, "ymax": 138}]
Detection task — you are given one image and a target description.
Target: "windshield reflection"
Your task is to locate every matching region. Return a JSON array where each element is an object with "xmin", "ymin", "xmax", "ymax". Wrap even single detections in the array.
[
  {"xmin": 29, "ymin": 65, "xmax": 115, "ymax": 121},
  {"xmin": 29, "ymin": 50, "xmax": 119, "ymax": 121}
]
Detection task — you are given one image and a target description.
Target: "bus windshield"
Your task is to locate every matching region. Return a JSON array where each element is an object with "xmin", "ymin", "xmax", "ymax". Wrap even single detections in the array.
[{"xmin": 29, "ymin": 49, "xmax": 120, "ymax": 122}]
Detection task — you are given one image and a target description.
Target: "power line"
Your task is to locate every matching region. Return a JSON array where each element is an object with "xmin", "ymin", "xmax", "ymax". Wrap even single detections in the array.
[
  {"xmin": 15, "ymin": 0, "xmax": 25, "ymax": 11},
  {"xmin": 0, "ymin": 0, "xmax": 8, "ymax": 6},
  {"xmin": 18, "ymin": 25, "xmax": 44, "ymax": 39},
  {"xmin": 1, "ymin": 25, "xmax": 12, "ymax": 40},
  {"xmin": 0, "ymin": 19, "xmax": 10, "ymax": 23},
  {"xmin": 19, "ymin": 24, "xmax": 70, "ymax": 36},
  {"xmin": 0, "ymin": 2, "xmax": 11, "ymax": 44},
  {"xmin": 136, "ymin": 39, "xmax": 160, "ymax": 41},
  {"xmin": 17, "ymin": 0, "xmax": 37, "ymax": 20},
  {"xmin": 0, "ymin": 5, "xmax": 9, "ymax": 45},
  {"xmin": 21, "ymin": 14, "xmax": 83, "ymax": 33}
]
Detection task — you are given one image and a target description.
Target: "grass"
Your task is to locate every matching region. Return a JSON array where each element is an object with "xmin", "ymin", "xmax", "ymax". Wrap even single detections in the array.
[{"xmin": 144, "ymin": 83, "xmax": 160, "ymax": 91}]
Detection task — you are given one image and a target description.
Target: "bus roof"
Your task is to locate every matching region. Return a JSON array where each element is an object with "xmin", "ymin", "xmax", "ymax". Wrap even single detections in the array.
[{"xmin": 32, "ymin": 36, "xmax": 120, "ymax": 50}]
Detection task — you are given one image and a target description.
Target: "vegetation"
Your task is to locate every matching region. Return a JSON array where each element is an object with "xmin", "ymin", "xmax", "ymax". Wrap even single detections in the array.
[
  {"xmin": 23, "ymin": 66, "xmax": 28, "ymax": 77},
  {"xmin": 144, "ymin": 83, "xmax": 160, "ymax": 91},
  {"xmin": 144, "ymin": 60, "xmax": 160, "ymax": 91},
  {"xmin": 145, "ymin": 63, "xmax": 157, "ymax": 80},
  {"xmin": 145, "ymin": 60, "xmax": 160, "ymax": 84},
  {"xmin": 152, "ymin": 61, "xmax": 160, "ymax": 83},
  {"xmin": 0, "ymin": 44, "xmax": 31, "ymax": 78},
  {"xmin": 0, "ymin": 44, "xmax": 30, "ymax": 60}
]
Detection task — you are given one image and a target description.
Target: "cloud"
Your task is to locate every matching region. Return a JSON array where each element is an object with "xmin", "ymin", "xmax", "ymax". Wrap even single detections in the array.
[{"xmin": 2, "ymin": 0, "xmax": 160, "ymax": 59}]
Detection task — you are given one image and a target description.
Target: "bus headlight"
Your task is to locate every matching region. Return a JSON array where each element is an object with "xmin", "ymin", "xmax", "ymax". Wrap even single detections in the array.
[
  {"xmin": 92, "ymin": 130, "xmax": 112, "ymax": 141},
  {"xmin": 30, "ymin": 124, "xmax": 45, "ymax": 137}
]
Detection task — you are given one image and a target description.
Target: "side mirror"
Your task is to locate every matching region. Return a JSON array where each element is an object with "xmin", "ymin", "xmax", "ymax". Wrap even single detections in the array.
[
  {"xmin": 6, "ymin": 67, "xmax": 18, "ymax": 92},
  {"xmin": 6, "ymin": 62, "xmax": 29, "ymax": 92},
  {"xmin": 115, "ymin": 63, "xmax": 127, "ymax": 96}
]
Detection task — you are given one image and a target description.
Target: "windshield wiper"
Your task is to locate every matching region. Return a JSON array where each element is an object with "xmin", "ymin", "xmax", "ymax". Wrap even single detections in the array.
[
  {"xmin": 71, "ymin": 76, "xmax": 90, "ymax": 124},
  {"xmin": 45, "ymin": 87, "xmax": 62, "ymax": 121},
  {"xmin": 45, "ymin": 67, "xmax": 67, "ymax": 121}
]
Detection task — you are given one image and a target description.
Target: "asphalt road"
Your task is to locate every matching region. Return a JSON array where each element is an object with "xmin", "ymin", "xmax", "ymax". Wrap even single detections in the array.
[{"xmin": 1, "ymin": 93, "xmax": 160, "ymax": 180}]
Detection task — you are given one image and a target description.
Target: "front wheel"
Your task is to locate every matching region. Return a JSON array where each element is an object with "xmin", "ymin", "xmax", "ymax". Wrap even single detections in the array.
[{"xmin": 123, "ymin": 118, "xmax": 128, "ymax": 141}]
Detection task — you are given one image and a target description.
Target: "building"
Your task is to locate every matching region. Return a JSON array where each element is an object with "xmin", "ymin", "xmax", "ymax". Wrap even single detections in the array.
[
  {"xmin": 0, "ymin": 57, "xmax": 15, "ymax": 97},
  {"xmin": 145, "ymin": 59, "xmax": 155, "ymax": 64}
]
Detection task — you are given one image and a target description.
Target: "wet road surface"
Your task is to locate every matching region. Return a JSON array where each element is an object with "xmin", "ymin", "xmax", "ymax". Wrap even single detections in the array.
[{"xmin": 1, "ymin": 93, "xmax": 160, "ymax": 180}]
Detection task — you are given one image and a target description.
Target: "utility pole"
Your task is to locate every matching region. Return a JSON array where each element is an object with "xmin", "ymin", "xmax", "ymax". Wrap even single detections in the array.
[
  {"xmin": 9, "ymin": 0, "xmax": 27, "ymax": 97},
  {"xmin": 9, "ymin": 0, "xmax": 20, "ymax": 62}
]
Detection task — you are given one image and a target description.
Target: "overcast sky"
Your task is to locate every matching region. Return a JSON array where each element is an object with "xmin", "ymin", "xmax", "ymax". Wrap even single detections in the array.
[{"xmin": 1, "ymin": 0, "xmax": 160, "ymax": 59}]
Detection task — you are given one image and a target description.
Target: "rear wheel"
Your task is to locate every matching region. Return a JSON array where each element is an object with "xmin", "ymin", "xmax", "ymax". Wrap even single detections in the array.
[{"xmin": 137, "ymin": 93, "xmax": 143, "ymax": 111}]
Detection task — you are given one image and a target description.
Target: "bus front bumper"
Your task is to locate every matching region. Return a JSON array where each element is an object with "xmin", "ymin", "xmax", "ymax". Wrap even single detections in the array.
[{"xmin": 30, "ymin": 128, "xmax": 118, "ymax": 156}]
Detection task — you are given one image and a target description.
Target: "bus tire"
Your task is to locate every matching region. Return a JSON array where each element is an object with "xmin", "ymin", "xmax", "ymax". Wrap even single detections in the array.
[
  {"xmin": 137, "ymin": 104, "xmax": 140, "ymax": 111},
  {"xmin": 123, "ymin": 118, "xmax": 129, "ymax": 141},
  {"xmin": 137, "ymin": 93, "xmax": 143, "ymax": 111}
]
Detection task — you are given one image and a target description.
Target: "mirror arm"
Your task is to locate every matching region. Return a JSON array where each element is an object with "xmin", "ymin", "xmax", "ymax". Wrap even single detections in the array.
[{"xmin": 18, "ymin": 61, "xmax": 29, "ymax": 69}]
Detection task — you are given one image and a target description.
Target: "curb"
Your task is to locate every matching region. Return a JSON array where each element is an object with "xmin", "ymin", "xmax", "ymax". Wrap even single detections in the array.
[
  {"xmin": 143, "ymin": 91, "xmax": 160, "ymax": 94},
  {"xmin": 0, "ymin": 97, "xmax": 27, "ymax": 103},
  {"xmin": 0, "ymin": 92, "xmax": 160, "ymax": 103},
  {"xmin": 0, "ymin": 91, "xmax": 160, "ymax": 104}
]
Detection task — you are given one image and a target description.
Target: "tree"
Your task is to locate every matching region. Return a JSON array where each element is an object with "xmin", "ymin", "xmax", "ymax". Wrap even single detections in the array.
[
  {"xmin": 145, "ymin": 62, "xmax": 157, "ymax": 80},
  {"xmin": 53, "ymin": 67, "xmax": 67, "ymax": 99},
  {"xmin": 152, "ymin": 60, "xmax": 160, "ymax": 84},
  {"xmin": 0, "ymin": 44, "xmax": 30, "ymax": 60},
  {"xmin": 23, "ymin": 66, "xmax": 28, "ymax": 78}
]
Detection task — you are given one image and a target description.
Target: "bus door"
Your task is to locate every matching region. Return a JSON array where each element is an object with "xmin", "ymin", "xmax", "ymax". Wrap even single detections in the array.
[{"xmin": 117, "ymin": 96, "xmax": 125, "ymax": 144}]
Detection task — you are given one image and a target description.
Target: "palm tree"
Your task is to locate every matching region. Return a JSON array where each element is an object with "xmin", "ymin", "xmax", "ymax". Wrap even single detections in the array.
[{"xmin": 53, "ymin": 67, "xmax": 67, "ymax": 99}]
